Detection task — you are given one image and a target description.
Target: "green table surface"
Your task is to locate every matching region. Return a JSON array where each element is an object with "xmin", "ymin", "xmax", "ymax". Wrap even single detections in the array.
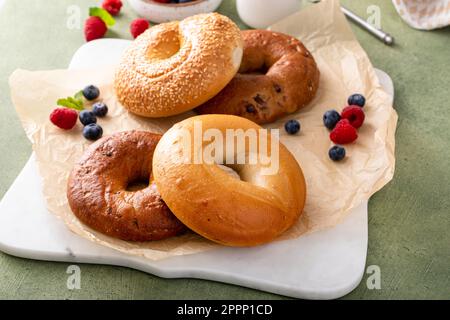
[{"xmin": 0, "ymin": 0, "xmax": 449, "ymax": 300}]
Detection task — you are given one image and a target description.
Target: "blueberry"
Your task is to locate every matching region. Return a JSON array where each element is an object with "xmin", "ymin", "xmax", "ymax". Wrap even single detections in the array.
[
  {"xmin": 284, "ymin": 119, "xmax": 300, "ymax": 134},
  {"xmin": 82, "ymin": 85, "xmax": 100, "ymax": 101},
  {"xmin": 92, "ymin": 102, "xmax": 108, "ymax": 117},
  {"xmin": 83, "ymin": 123, "xmax": 103, "ymax": 141},
  {"xmin": 246, "ymin": 104, "xmax": 256, "ymax": 113},
  {"xmin": 348, "ymin": 93, "xmax": 366, "ymax": 107},
  {"xmin": 79, "ymin": 110, "xmax": 97, "ymax": 125},
  {"xmin": 323, "ymin": 110, "xmax": 341, "ymax": 130},
  {"xmin": 329, "ymin": 145, "xmax": 346, "ymax": 161}
]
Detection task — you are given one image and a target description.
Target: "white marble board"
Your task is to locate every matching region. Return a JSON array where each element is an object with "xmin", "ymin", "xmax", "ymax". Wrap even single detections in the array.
[{"xmin": 0, "ymin": 39, "xmax": 394, "ymax": 299}]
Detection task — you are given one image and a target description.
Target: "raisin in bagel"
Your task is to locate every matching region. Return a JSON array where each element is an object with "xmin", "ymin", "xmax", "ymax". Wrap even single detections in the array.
[
  {"xmin": 196, "ymin": 30, "xmax": 320, "ymax": 124},
  {"xmin": 152, "ymin": 115, "xmax": 306, "ymax": 247},
  {"xmin": 67, "ymin": 131, "xmax": 185, "ymax": 241},
  {"xmin": 114, "ymin": 13, "xmax": 243, "ymax": 117}
]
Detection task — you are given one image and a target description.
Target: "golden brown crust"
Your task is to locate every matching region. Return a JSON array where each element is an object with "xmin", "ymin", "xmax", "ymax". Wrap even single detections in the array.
[
  {"xmin": 114, "ymin": 13, "xmax": 243, "ymax": 117},
  {"xmin": 195, "ymin": 30, "xmax": 320, "ymax": 124},
  {"xmin": 67, "ymin": 131, "xmax": 186, "ymax": 241},
  {"xmin": 152, "ymin": 115, "xmax": 306, "ymax": 247}
]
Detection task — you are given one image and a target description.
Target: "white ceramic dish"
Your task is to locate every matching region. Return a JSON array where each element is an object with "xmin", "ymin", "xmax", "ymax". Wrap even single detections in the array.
[
  {"xmin": 127, "ymin": 0, "xmax": 223, "ymax": 23},
  {"xmin": 0, "ymin": 39, "xmax": 394, "ymax": 299},
  {"xmin": 236, "ymin": 0, "xmax": 303, "ymax": 29}
]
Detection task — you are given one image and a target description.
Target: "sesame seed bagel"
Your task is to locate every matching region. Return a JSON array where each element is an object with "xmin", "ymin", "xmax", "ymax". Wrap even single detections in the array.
[
  {"xmin": 114, "ymin": 13, "xmax": 243, "ymax": 117},
  {"xmin": 195, "ymin": 30, "xmax": 320, "ymax": 124},
  {"xmin": 152, "ymin": 115, "xmax": 306, "ymax": 247},
  {"xmin": 67, "ymin": 131, "xmax": 186, "ymax": 242}
]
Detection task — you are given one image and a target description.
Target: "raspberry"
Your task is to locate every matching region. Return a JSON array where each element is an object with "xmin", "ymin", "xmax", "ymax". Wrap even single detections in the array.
[
  {"xmin": 330, "ymin": 119, "xmax": 358, "ymax": 144},
  {"xmin": 84, "ymin": 16, "xmax": 107, "ymax": 42},
  {"xmin": 102, "ymin": 0, "xmax": 123, "ymax": 16},
  {"xmin": 341, "ymin": 105, "xmax": 365, "ymax": 129},
  {"xmin": 130, "ymin": 18, "xmax": 150, "ymax": 39},
  {"xmin": 50, "ymin": 108, "xmax": 78, "ymax": 130}
]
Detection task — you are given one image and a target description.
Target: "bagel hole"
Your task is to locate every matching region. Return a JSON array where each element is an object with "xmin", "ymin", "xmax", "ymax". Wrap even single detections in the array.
[
  {"xmin": 146, "ymin": 30, "xmax": 181, "ymax": 61},
  {"xmin": 126, "ymin": 177, "xmax": 150, "ymax": 192},
  {"xmin": 241, "ymin": 63, "xmax": 270, "ymax": 76},
  {"xmin": 217, "ymin": 164, "xmax": 241, "ymax": 181}
]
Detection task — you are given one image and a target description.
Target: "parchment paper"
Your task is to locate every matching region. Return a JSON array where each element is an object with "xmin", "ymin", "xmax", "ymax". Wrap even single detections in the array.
[{"xmin": 9, "ymin": 0, "xmax": 397, "ymax": 260}]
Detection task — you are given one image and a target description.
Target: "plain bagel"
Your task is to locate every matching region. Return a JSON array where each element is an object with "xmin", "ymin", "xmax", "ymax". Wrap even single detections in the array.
[
  {"xmin": 114, "ymin": 13, "xmax": 243, "ymax": 117},
  {"xmin": 152, "ymin": 115, "xmax": 306, "ymax": 247}
]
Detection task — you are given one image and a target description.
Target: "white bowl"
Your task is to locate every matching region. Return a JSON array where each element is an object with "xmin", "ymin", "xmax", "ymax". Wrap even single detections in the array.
[
  {"xmin": 127, "ymin": 0, "xmax": 224, "ymax": 23},
  {"xmin": 236, "ymin": 0, "xmax": 302, "ymax": 29}
]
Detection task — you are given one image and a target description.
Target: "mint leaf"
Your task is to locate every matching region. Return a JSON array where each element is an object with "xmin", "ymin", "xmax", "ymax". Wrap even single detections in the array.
[
  {"xmin": 57, "ymin": 90, "xmax": 86, "ymax": 111},
  {"xmin": 74, "ymin": 90, "xmax": 84, "ymax": 101},
  {"xmin": 89, "ymin": 7, "xmax": 115, "ymax": 27},
  {"xmin": 57, "ymin": 98, "xmax": 84, "ymax": 111},
  {"xmin": 57, "ymin": 98, "xmax": 79, "ymax": 110},
  {"xmin": 68, "ymin": 96, "xmax": 83, "ymax": 108}
]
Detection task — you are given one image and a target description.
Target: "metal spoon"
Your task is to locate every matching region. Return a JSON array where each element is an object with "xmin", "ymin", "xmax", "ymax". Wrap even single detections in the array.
[{"xmin": 308, "ymin": 0, "xmax": 394, "ymax": 45}]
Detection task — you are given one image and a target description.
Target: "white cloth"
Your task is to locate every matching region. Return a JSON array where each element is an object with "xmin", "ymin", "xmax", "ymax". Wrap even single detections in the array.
[{"xmin": 392, "ymin": 0, "xmax": 450, "ymax": 30}]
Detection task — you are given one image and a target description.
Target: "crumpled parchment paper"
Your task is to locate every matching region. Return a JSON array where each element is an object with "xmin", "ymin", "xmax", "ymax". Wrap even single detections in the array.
[{"xmin": 9, "ymin": 0, "xmax": 397, "ymax": 260}]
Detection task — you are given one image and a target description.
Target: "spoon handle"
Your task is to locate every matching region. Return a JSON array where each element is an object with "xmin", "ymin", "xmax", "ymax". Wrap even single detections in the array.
[{"xmin": 341, "ymin": 6, "xmax": 394, "ymax": 45}]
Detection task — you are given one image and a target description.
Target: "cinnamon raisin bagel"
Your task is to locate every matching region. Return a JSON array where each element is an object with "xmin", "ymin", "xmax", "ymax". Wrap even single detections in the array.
[
  {"xmin": 152, "ymin": 115, "xmax": 306, "ymax": 247},
  {"xmin": 114, "ymin": 13, "xmax": 243, "ymax": 117},
  {"xmin": 195, "ymin": 30, "xmax": 320, "ymax": 124},
  {"xmin": 67, "ymin": 131, "xmax": 185, "ymax": 241}
]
